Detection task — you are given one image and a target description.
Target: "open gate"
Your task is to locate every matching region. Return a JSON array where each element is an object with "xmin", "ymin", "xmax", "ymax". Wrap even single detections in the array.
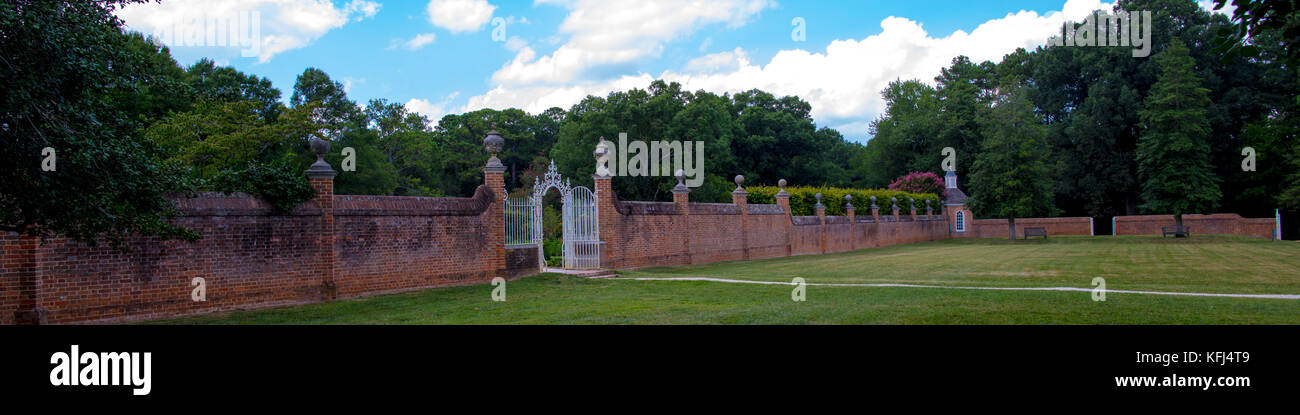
[
  {"xmin": 504, "ymin": 161, "xmax": 600, "ymax": 270},
  {"xmin": 564, "ymin": 186, "xmax": 600, "ymax": 269}
]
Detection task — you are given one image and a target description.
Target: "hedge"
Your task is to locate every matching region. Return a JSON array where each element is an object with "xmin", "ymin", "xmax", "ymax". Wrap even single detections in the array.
[{"xmin": 747, "ymin": 185, "xmax": 941, "ymax": 217}]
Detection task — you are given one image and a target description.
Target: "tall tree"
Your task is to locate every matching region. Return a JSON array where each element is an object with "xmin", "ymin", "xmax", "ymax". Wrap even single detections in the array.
[
  {"xmin": 0, "ymin": 0, "xmax": 199, "ymax": 246},
  {"xmin": 1136, "ymin": 39, "xmax": 1222, "ymax": 229},
  {"xmin": 968, "ymin": 86, "xmax": 1057, "ymax": 240}
]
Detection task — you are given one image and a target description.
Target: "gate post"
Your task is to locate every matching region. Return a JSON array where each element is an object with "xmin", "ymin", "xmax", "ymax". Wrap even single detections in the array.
[
  {"xmin": 306, "ymin": 138, "xmax": 338, "ymax": 300},
  {"xmin": 11, "ymin": 235, "xmax": 46, "ymax": 325},
  {"xmin": 594, "ymin": 142, "xmax": 617, "ymax": 269},
  {"xmin": 483, "ymin": 128, "xmax": 509, "ymax": 279},
  {"xmin": 732, "ymin": 175, "xmax": 749, "ymax": 260},
  {"xmin": 673, "ymin": 170, "xmax": 692, "ymax": 265}
]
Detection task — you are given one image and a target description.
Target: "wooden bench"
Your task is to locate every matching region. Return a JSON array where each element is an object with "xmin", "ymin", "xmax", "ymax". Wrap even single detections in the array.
[
  {"xmin": 1023, "ymin": 227, "xmax": 1048, "ymax": 240},
  {"xmin": 1162, "ymin": 226, "xmax": 1191, "ymax": 238}
]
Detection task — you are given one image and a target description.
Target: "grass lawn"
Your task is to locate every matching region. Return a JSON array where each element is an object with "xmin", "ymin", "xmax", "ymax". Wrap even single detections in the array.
[{"xmin": 156, "ymin": 236, "xmax": 1300, "ymax": 325}]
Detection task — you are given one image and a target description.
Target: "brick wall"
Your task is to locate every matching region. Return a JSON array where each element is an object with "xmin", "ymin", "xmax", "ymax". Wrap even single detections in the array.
[
  {"xmin": 597, "ymin": 187, "xmax": 950, "ymax": 270},
  {"xmin": 962, "ymin": 217, "xmax": 1094, "ymax": 239},
  {"xmin": 506, "ymin": 245, "xmax": 540, "ymax": 279},
  {"xmin": 1115, "ymin": 214, "xmax": 1276, "ymax": 238},
  {"xmin": 3, "ymin": 182, "xmax": 505, "ymax": 324}
]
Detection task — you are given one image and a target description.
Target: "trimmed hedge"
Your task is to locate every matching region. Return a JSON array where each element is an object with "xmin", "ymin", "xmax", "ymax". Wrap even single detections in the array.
[{"xmin": 747, "ymin": 185, "xmax": 941, "ymax": 217}]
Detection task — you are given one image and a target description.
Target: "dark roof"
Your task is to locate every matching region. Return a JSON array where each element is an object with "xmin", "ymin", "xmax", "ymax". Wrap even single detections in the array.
[{"xmin": 944, "ymin": 188, "xmax": 968, "ymax": 205}]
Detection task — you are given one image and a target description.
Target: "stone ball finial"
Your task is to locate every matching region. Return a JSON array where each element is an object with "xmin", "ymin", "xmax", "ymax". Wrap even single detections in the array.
[
  {"xmin": 845, "ymin": 194, "xmax": 852, "ymax": 202},
  {"xmin": 778, "ymin": 179, "xmax": 787, "ymax": 190},
  {"xmin": 734, "ymin": 175, "xmax": 744, "ymax": 187}
]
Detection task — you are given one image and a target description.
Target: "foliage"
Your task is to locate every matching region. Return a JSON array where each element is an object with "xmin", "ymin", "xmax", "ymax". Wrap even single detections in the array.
[
  {"xmin": 888, "ymin": 172, "xmax": 947, "ymax": 198},
  {"xmin": 0, "ymin": 0, "xmax": 200, "ymax": 246},
  {"xmin": 967, "ymin": 85, "xmax": 1058, "ymax": 238},
  {"xmin": 209, "ymin": 161, "xmax": 317, "ymax": 213},
  {"xmin": 747, "ymin": 185, "xmax": 940, "ymax": 217},
  {"xmin": 1136, "ymin": 39, "xmax": 1222, "ymax": 224}
]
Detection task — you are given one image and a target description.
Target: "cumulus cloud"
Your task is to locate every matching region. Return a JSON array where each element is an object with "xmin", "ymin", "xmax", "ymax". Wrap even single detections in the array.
[
  {"xmin": 493, "ymin": 0, "xmax": 774, "ymax": 85},
  {"xmin": 460, "ymin": 0, "xmax": 1127, "ymax": 141},
  {"xmin": 116, "ymin": 0, "xmax": 381, "ymax": 63},
  {"xmin": 406, "ymin": 93, "xmax": 461, "ymax": 126},
  {"xmin": 427, "ymin": 0, "xmax": 497, "ymax": 33}
]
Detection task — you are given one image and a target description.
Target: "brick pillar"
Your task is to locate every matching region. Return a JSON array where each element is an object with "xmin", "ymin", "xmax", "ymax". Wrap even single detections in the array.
[
  {"xmin": 672, "ymin": 171, "xmax": 691, "ymax": 265},
  {"xmin": 595, "ymin": 175, "xmax": 616, "ymax": 267},
  {"xmin": 306, "ymin": 138, "xmax": 338, "ymax": 299},
  {"xmin": 845, "ymin": 195, "xmax": 856, "ymax": 250},
  {"xmin": 731, "ymin": 175, "xmax": 749, "ymax": 260},
  {"xmin": 870, "ymin": 196, "xmax": 880, "ymax": 222},
  {"xmin": 775, "ymin": 179, "xmax": 791, "ymax": 216},
  {"xmin": 775, "ymin": 179, "xmax": 791, "ymax": 256},
  {"xmin": 12, "ymin": 235, "xmax": 46, "ymax": 325},
  {"xmin": 483, "ymin": 129, "xmax": 509, "ymax": 279},
  {"xmin": 815, "ymin": 193, "xmax": 826, "ymax": 254}
]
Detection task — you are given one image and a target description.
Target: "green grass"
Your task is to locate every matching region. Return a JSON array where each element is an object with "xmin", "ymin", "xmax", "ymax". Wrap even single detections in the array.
[{"xmin": 155, "ymin": 236, "xmax": 1300, "ymax": 325}]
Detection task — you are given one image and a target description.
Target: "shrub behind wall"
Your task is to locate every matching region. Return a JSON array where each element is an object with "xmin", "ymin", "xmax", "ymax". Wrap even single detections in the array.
[{"xmin": 748, "ymin": 186, "xmax": 940, "ymax": 217}]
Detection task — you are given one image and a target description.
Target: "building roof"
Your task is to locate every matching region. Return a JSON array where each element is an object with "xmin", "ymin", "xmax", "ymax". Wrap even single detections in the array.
[{"xmin": 944, "ymin": 187, "xmax": 968, "ymax": 205}]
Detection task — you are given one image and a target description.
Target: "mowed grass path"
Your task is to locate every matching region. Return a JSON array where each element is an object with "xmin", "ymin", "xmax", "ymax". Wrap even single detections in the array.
[{"xmin": 156, "ymin": 236, "xmax": 1300, "ymax": 325}]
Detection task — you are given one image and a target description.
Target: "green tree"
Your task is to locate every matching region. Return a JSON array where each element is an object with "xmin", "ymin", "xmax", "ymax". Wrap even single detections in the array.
[
  {"xmin": 1136, "ymin": 39, "xmax": 1222, "ymax": 229},
  {"xmin": 0, "ymin": 0, "xmax": 199, "ymax": 246},
  {"xmin": 968, "ymin": 86, "xmax": 1057, "ymax": 240}
]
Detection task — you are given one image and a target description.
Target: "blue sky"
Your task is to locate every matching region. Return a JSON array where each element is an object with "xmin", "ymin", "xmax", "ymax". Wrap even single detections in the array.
[{"xmin": 116, "ymin": 0, "xmax": 1225, "ymax": 142}]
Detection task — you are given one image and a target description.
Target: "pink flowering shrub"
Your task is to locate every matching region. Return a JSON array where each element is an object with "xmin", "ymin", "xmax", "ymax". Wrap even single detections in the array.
[{"xmin": 888, "ymin": 172, "xmax": 947, "ymax": 199}]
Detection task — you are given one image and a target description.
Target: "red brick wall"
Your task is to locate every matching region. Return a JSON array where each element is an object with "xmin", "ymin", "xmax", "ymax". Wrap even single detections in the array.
[
  {"xmin": 962, "ymin": 217, "xmax": 1093, "ymax": 238},
  {"xmin": 598, "ymin": 189, "xmax": 950, "ymax": 270},
  {"xmin": 1115, "ymin": 214, "xmax": 1275, "ymax": 238},
  {"xmin": 5, "ymin": 184, "xmax": 502, "ymax": 324}
]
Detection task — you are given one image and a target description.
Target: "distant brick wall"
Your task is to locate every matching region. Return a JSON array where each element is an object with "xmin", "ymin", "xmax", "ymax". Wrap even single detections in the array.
[
  {"xmin": 596, "ymin": 180, "xmax": 950, "ymax": 270},
  {"xmin": 1115, "ymin": 214, "xmax": 1275, "ymax": 238},
  {"xmin": 962, "ymin": 217, "xmax": 1093, "ymax": 238}
]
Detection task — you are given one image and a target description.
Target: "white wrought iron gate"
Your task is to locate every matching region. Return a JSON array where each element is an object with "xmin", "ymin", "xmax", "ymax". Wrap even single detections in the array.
[
  {"xmin": 504, "ymin": 161, "xmax": 600, "ymax": 270},
  {"xmin": 563, "ymin": 186, "xmax": 600, "ymax": 269}
]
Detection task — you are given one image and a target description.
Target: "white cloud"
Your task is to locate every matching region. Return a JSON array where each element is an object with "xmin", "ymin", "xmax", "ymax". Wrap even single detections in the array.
[
  {"xmin": 461, "ymin": 0, "xmax": 1123, "ymax": 141},
  {"xmin": 406, "ymin": 93, "xmax": 461, "ymax": 126},
  {"xmin": 427, "ymin": 0, "xmax": 497, "ymax": 33},
  {"xmin": 344, "ymin": 0, "xmax": 382, "ymax": 21},
  {"xmin": 493, "ymin": 0, "xmax": 774, "ymax": 85},
  {"xmin": 400, "ymin": 33, "xmax": 438, "ymax": 50},
  {"xmin": 116, "ymin": 0, "xmax": 381, "ymax": 63}
]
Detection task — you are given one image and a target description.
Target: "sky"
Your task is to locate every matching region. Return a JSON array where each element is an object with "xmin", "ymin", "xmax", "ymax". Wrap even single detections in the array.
[{"xmin": 115, "ymin": 0, "xmax": 1230, "ymax": 142}]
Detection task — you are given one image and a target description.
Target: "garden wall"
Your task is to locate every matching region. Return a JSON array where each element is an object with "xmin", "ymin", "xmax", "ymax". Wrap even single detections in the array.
[
  {"xmin": 963, "ymin": 217, "xmax": 1094, "ymax": 238},
  {"xmin": 1, "ymin": 170, "xmax": 511, "ymax": 324},
  {"xmin": 594, "ymin": 177, "xmax": 951, "ymax": 270},
  {"xmin": 1114, "ymin": 214, "xmax": 1276, "ymax": 239}
]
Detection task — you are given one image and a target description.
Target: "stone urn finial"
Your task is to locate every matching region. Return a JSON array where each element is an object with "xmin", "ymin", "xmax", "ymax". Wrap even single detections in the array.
[
  {"xmin": 594, "ymin": 138, "xmax": 612, "ymax": 178},
  {"xmin": 844, "ymin": 194, "xmax": 854, "ymax": 211},
  {"xmin": 483, "ymin": 125, "xmax": 506, "ymax": 173},
  {"xmin": 306, "ymin": 137, "xmax": 336, "ymax": 178},
  {"xmin": 891, "ymin": 197, "xmax": 899, "ymax": 209},
  {"xmin": 870, "ymin": 195, "xmax": 878, "ymax": 209},
  {"xmin": 776, "ymin": 179, "xmax": 789, "ymax": 198},
  {"xmin": 814, "ymin": 192, "xmax": 825, "ymax": 210},
  {"xmin": 672, "ymin": 169, "xmax": 690, "ymax": 194}
]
